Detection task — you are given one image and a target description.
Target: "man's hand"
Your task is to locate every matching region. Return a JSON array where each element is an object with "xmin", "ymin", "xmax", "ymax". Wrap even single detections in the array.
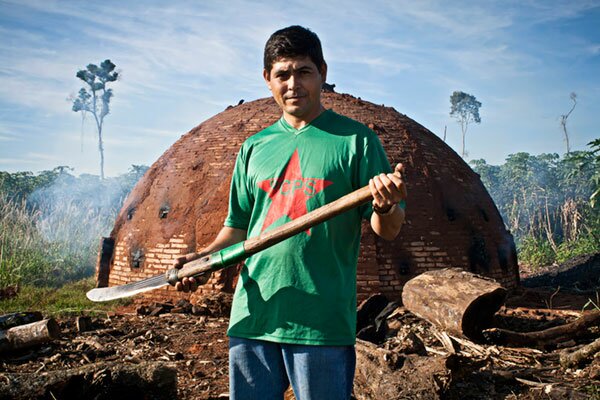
[
  {"xmin": 173, "ymin": 252, "xmax": 211, "ymax": 293},
  {"xmin": 172, "ymin": 226, "xmax": 248, "ymax": 293},
  {"xmin": 369, "ymin": 163, "xmax": 407, "ymax": 212}
]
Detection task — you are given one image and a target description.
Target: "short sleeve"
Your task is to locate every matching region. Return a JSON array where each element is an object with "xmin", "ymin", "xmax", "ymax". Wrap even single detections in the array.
[
  {"xmin": 358, "ymin": 130, "xmax": 392, "ymax": 220},
  {"xmin": 224, "ymin": 145, "xmax": 253, "ymax": 230}
]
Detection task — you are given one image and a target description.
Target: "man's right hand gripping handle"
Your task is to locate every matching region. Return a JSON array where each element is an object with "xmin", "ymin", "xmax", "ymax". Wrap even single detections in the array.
[{"xmin": 173, "ymin": 252, "xmax": 212, "ymax": 293}]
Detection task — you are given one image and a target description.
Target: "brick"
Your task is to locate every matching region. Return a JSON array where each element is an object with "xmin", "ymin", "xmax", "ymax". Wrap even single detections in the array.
[
  {"xmin": 413, "ymin": 252, "xmax": 430, "ymax": 257},
  {"xmin": 164, "ymin": 249, "xmax": 183, "ymax": 254}
]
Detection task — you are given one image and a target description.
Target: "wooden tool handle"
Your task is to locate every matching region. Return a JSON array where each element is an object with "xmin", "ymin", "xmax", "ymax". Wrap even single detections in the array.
[
  {"xmin": 244, "ymin": 184, "xmax": 373, "ymax": 254},
  {"xmin": 176, "ymin": 184, "xmax": 373, "ymax": 281}
]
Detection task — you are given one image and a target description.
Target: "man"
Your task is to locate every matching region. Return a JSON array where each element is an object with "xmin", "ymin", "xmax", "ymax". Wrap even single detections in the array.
[{"xmin": 176, "ymin": 25, "xmax": 406, "ymax": 400}]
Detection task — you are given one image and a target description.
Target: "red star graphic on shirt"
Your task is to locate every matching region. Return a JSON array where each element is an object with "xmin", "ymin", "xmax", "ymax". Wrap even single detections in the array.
[{"xmin": 258, "ymin": 149, "xmax": 333, "ymax": 234}]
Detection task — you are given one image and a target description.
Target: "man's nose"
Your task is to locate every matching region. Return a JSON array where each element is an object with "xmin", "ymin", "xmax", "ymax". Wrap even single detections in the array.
[{"xmin": 287, "ymin": 73, "xmax": 300, "ymax": 90}]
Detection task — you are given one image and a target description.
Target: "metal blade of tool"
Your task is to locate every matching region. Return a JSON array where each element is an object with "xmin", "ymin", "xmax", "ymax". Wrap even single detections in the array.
[
  {"xmin": 86, "ymin": 274, "xmax": 170, "ymax": 302},
  {"xmin": 87, "ymin": 184, "xmax": 374, "ymax": 302}
]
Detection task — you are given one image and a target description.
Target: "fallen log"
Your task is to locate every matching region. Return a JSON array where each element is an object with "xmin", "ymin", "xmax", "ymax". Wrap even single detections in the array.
[
  {"xmin": 402, "ymin": 268, "xmax": 506, "ymax": 340},
  {"xmin": 0, "ymin": 312, "xmax": 42, "ymax": 330},
  {"xmin": 560, "ymin": 337, "xmax": 600, "ymax": 368},
  {"xmin": 0, "ymin": 318, "xmax": 60, "ymax": 353},
  {"xmin": 483, "ymin": 309, "xmax": 600, "ymax": 348}
]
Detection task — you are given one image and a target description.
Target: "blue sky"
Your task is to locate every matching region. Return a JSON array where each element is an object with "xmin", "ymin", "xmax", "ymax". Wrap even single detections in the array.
[{"xmin": 0, "ymin": 0, "xmax": 598, "ymax": 176}]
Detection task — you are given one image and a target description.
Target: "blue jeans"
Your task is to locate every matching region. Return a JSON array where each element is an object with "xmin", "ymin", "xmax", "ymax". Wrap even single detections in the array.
[{"xmin": 229, "ymin": 336, "xmax": 356, "ymax": 400}]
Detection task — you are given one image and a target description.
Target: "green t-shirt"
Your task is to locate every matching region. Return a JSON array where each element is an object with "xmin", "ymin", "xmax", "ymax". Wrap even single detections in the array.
[{"xmin": 224, "ymin": 109, "xmax": 391, "ymax": 345}]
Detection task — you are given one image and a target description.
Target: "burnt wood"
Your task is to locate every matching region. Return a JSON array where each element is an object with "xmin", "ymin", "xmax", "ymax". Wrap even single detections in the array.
[
  {"xmin": 0, "ymin": 312, "xmax": 43, "ymax": 330},
  {"xmin": 483, "ymin": 309, "xmax": 600, "ymax": 348}
]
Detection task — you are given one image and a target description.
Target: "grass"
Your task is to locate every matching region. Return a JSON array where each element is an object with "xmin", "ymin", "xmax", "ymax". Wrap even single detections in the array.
[
  {"xmin": 0, "ymin": 193, "xmax": 116, "ymax": 288},
  {"xmin": 0, "ymin": 277, "xmax": 131, "ymax": 317}
]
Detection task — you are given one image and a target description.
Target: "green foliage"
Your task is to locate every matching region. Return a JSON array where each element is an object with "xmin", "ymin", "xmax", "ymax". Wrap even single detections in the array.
[
  {"xmin": 0, "ymin": 166, "xmax": 147, "ymax": 288},
  {"xmin": 569, "ymin": 138, "xmax": 600, "ymax": 207},
  {"xmin": 0, "ymin": 167, "xmax": 67, "ymax": 201},
  {"xmin": 450, "ymin": 91, "xmax": 482, "ymax": 125},
  {"xmin": 517, "ymin": 236, "xmax": 555, "ymax": 267},
  {"xmin": 554, "ymin": 236, "xmax": 600, "ymax": 264},
  {"xmin": 0, "ymin": 193, "xmax": 100, "ymax": 287},
  {"xmin": 0, "ymin": 278, "xmax": 130, "ymax": 316},
  {"xmin": 471, "ymin": 141, "xmax": 600, "ymax": 268}
]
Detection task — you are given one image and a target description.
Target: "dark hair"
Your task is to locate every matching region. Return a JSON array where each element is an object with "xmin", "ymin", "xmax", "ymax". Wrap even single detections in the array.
[{"xmin": 263, "ymin": 25, "xmax": 325, "ymax": 73}]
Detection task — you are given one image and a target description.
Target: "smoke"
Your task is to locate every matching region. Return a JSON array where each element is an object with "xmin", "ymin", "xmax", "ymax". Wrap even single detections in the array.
[{"xmin": 25, "ymin": 168, "xmax": 147, "ymax": 282}]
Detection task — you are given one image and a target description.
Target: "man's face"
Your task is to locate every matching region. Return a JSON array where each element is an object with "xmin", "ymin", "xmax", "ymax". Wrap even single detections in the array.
[{"xmin": 263, "ymin": 56, "xmax": 327, "ymax": 124}]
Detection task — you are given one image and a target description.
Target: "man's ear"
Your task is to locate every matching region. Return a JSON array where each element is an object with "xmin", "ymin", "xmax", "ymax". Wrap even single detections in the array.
[
  {"xmin": 263, "ymin": 69, "xmax": 271, "ymax": 90},
  {"xmin": 320, "ymin": 63, "xmax": 328, "ymax": 83}
]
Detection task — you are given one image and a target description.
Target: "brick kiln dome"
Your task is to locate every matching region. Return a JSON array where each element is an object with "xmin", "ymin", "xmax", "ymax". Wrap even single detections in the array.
[{"xmin": 96, "ymin": 92, "xmax": 519, "ymax": 302}]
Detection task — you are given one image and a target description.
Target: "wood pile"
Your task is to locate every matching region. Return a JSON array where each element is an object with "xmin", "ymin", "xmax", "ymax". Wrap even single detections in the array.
[
  {"xmin": 1, "ymin": 276, "xmax": 599, "ymax": 399},
  {"xmin": 353, "ymin": 269, "xmax": 600, "ymax": 399}
]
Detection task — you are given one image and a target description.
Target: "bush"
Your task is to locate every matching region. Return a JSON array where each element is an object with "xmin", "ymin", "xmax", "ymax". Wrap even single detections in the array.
[
  {"xmin": 555, "ymin": 235, "xmax": 600, "ymax": 264},
  {"xmin": 517, "ymin": 236, "xmax": 556, "ymax": 268}
]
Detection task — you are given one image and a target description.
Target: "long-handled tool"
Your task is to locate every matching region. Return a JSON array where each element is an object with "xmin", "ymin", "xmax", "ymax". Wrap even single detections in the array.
[{"xmin": 87, "ymin": 185, "xmax": 374, "ymax": 302}]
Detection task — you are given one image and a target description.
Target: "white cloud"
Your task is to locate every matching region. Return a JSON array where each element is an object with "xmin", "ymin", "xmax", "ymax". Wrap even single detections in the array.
[{"xmin": 588, "ymin": 44, "xmax": 600, "ymax": 55}]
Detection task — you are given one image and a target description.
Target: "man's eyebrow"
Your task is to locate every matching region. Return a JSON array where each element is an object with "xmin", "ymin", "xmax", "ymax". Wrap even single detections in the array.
[{"xmin": 273, "ymin": 67, "xmax": 290, "ymax": 74}]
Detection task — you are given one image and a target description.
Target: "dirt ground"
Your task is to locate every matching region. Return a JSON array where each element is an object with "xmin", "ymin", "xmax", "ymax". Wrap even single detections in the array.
[{"xmin": 1, "ymin": 262, "xmax": 600, "ymax": 399}]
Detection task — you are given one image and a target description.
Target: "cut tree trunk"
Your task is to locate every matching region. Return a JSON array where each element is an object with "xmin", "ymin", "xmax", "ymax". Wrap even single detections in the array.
[
  {"xmin": 402, "ymin": 268, "xmax": 506, "ymax": 340},
  {"xmin": 483, "ymin": 310, "xmax": 600, "ymax": 348},
  {"xmin": 0, "ymin": 318, "xmax": 60, "ymax": 353}
]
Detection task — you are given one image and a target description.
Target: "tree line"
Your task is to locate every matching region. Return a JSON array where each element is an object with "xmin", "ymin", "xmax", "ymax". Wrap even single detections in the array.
[{"xmin": 471, "ymin": 139, "xmax": 600, "ymax": 267}]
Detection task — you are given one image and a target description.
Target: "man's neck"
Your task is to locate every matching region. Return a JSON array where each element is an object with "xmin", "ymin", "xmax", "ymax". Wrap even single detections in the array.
[{"xmin": 282, "ymin": 104, "xmax": 326, "ymax": 130}]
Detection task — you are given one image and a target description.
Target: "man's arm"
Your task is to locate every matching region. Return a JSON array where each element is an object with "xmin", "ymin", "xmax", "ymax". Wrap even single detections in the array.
[
  {"xmin": 174, "ymin": 226, "xmax": 247, "ymax": 292},
  {"xmin": 369, "ymin": 163, "xmax": 407, "ymax": 241}
]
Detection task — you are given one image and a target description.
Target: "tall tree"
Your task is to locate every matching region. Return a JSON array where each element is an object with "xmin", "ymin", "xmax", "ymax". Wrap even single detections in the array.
[
  {"xmin": 72, "ymin": 60, "xmax": 118, "ymax": 179},
  {"xmin": 559, "ymin": 92, "xmax": 577, "ymax": 154},
  {"xmin": 450, "ymin": 91, "xmax": 482, "ymax": 158}
]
